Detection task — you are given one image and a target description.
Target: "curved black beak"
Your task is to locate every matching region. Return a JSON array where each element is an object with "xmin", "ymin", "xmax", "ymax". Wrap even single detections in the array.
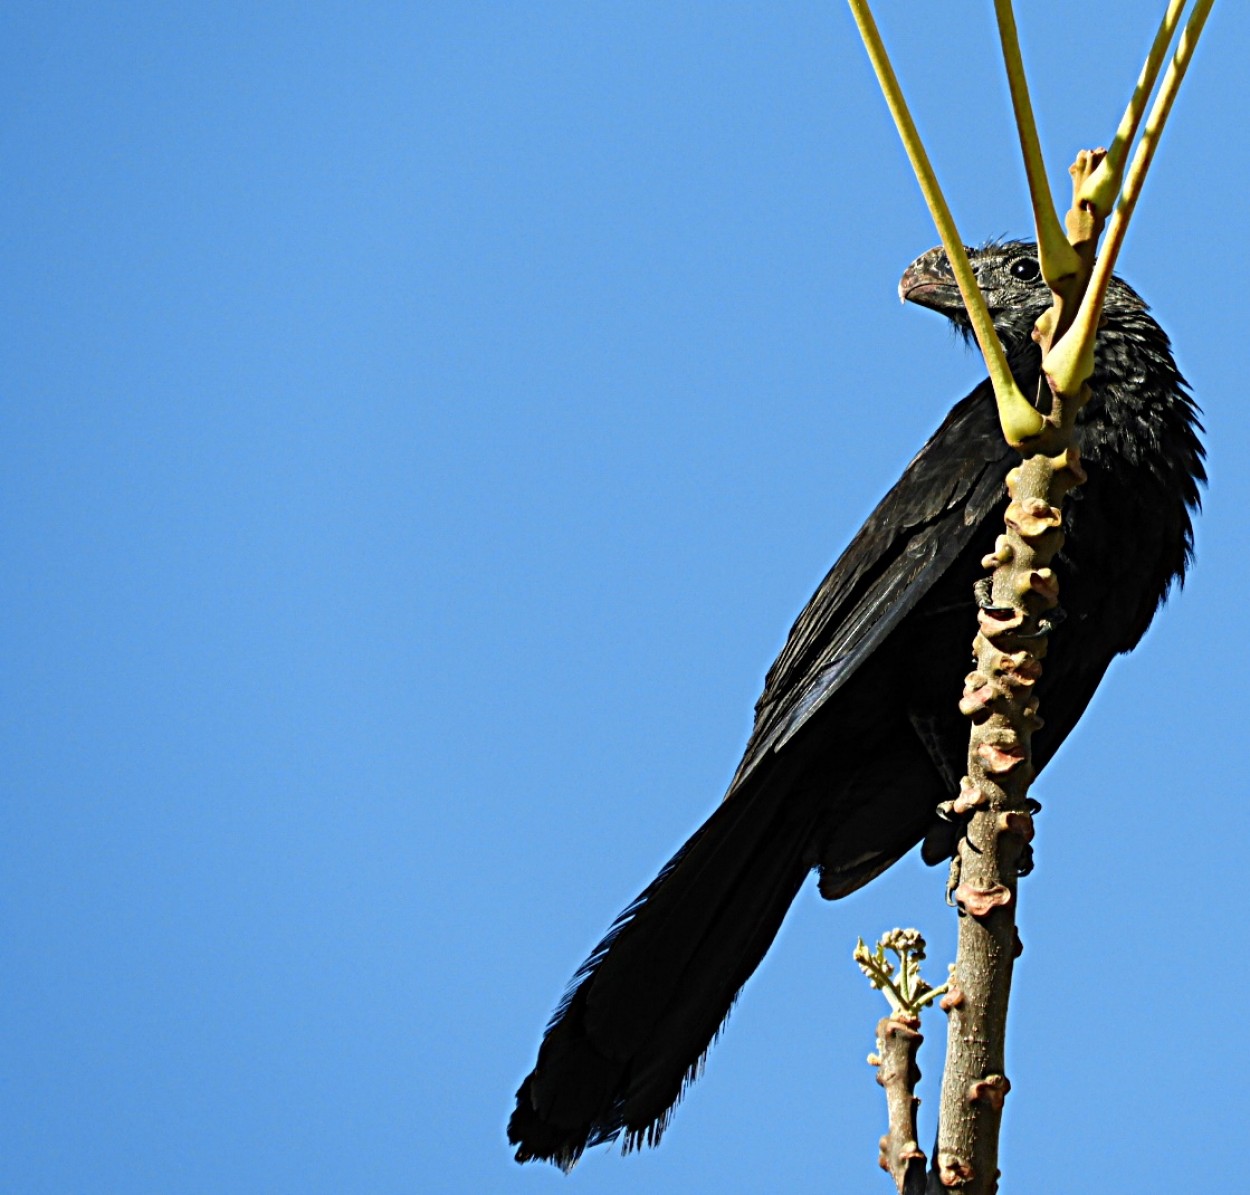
[{"xmin": 898, "ymin": 245, "xmax": 967, "ymax": 317}]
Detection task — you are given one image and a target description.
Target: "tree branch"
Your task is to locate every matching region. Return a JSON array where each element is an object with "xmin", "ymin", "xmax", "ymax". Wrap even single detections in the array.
[
  {"xmin": 874, "ymin": 1015, "xmax": 927, "ymax": 1195},
  {"xmin": 856, "ymin": 930, "xmax": 948, "ymax": 1194},
  {"xmin": 846, "ymin": 4, "xmax": 1217, "ymax": 1192}
]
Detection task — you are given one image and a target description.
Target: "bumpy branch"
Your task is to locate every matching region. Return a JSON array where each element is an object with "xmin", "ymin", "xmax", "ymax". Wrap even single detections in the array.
[
  {"xmin": 932, "ymin": 433, "xmax": 1086, "ymax": 1193},
  {"xmin": 846, "ymin": 4, "xmax": 1215, "ymax": 1193},
  {"xmin": 931, "ymin": 142, "xmax": 1108, "ymax": 1195},
  {"xmin": 933, "ymin": 7, "xmax": 1215, "ymax": 1188}
]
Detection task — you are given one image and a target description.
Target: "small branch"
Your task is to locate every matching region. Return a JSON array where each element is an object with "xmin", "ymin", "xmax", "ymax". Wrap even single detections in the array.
[
  {"xmin": 872, "ymin": 1015, "xmax": 927, "ymax": 1195},
  {"xmin": 856, "ymin": 930, "xmax": 947, "ymax": 1194}
]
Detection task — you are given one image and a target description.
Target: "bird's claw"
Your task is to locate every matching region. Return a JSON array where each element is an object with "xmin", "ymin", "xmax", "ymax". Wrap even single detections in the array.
[
  {"xmin": 1016, "ymin": 842, "xmax": 1035, "ymax": 878},
  {"xmin": 945, "ymin": 855, "xmax": 962, "ymax": 906},
  {"xmin": 1011, "ymin": 606, "xmax": 1066, "ymax": 640},
  {"xmin": 972, "ymin": 577, "xmax": 1010, "ymax": 613}
]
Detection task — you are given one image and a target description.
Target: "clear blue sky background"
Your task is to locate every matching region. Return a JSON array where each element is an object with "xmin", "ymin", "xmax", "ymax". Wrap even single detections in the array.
[{"xmin": 5, "ymin": 4, "xmax": 1246, "ymax": 1193}]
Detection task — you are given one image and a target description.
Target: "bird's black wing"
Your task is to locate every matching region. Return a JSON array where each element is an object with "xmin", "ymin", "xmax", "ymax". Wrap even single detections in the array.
[{"xmin": 730, "ymin": 379, "xmax": 1015, "ymax": 789}]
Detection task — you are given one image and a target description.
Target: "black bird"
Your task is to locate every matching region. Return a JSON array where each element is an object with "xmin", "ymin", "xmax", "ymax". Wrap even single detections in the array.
[{"xmin": 509, "ymin": 241, "xmax": 1204, "ymax": 1169}]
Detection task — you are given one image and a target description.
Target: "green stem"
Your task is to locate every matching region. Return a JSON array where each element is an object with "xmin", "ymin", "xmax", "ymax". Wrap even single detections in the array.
[
  {"xmin": 1047, "ymin": 0, "xmax": 1215, "ymax": 397},
  {"xmin": 993, "ymin": 0, "xmax": 1080, "ymax": 288},
  {"xmin": 846, "ymin": 0, "xmax": 1043, "ymax": 445},
  {"xmin": 1079, "ymin": 0, "xmax": 1189, "ymax": 217}
]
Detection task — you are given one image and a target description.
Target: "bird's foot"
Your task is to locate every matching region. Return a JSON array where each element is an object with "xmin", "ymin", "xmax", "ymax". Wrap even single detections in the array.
[
  {"xmin": 1013, "ymin": 605, "xmax": 1067, "ymax": 640},
  {"xmin": 945, "ymin": 854, "xmax": 961, "ymax": 906},
  {"xmin": 1016, "ymin": 842, "xmax": 1035, "ymax": 877}
]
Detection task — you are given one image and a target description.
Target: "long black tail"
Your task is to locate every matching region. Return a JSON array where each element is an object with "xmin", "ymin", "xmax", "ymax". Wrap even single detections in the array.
[{"xmin": 508, "ymin": 771, "xmax": 817, "ymax": 1169}]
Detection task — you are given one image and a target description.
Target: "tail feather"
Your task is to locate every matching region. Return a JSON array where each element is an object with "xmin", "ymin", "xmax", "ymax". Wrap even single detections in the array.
[{"xmin": 508, "ymin": 772, "xmax": 816, "ymax": 1168}]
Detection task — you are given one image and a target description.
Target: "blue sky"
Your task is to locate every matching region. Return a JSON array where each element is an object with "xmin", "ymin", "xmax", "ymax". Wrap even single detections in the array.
[{"xmin": 5, "ymin": 4, "xmax": 1246, "ymax": 1193}]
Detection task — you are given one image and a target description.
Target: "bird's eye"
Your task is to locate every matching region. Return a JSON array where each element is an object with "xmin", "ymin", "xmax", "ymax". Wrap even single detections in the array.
[{"xmin": 1009, "ymin": 257, "xmax": 1040, "ymax": 281}]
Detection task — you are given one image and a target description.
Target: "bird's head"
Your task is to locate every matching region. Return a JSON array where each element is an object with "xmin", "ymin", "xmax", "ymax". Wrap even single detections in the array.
[{"xmin": 899, "ymin": 240, "xmax": 1057, "ymax": 350}]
